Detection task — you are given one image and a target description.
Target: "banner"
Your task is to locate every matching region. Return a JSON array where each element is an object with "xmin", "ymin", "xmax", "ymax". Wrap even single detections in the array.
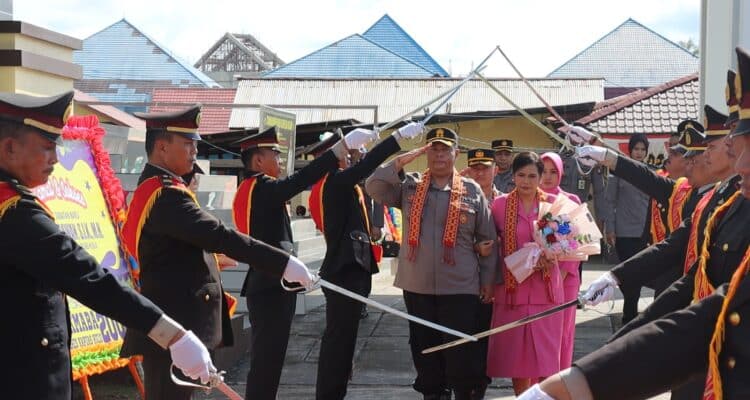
[
  {"xmin": 32, "ymin": 116, "xmax": 133, "ymax": 380},
  {"xmin": 259, "ymin": 105, "xmax": 296, "ymax": 178}
]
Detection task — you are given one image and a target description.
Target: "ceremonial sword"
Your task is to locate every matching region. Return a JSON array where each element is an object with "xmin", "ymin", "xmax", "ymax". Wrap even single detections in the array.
[
  {"xmin": 170, "ymin": 366, "xmax": 244, "ymax": 400},
  {"xmin": 421, "ymin": 291, "xmax": 603, "ymax": 355},
  {"xmin": 282, "ymin": 276, "xmax": 478, "ymax": 342}
]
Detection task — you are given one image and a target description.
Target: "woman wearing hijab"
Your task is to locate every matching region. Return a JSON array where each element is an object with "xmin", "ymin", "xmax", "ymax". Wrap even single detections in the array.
[{"xmin": 540, "ymin": 152, "xmax": 582, "ymax": 369}]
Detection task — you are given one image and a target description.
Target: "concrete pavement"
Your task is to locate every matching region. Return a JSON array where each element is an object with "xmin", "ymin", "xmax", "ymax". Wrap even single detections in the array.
[{"xmin": 75, "ymin": 258, "xmax": 670, "ymax": 399}]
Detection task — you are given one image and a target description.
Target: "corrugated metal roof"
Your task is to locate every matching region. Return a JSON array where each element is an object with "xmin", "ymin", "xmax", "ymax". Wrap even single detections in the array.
[
  {"xmin": 229, "ymin": 77, "xmax": 604, "ymax": 128},
  {"xmin": 74, "ymin": 19, "xmax": 218, "ymax": 86},
  {"xmin": 362, "ymin": 14, "xmax": 448, "ymax": 77},
  {"xmin": 548, "ymin": 18, "xmax": 699, "ymax": 88},
  {"xmin": 150, "ymin": 88, "xmax": 237, "ymax": 134},
  {"xmin": 262, "ymin": 34, "xmax": 434, "ymax": 78},
  {"xmin": 577, "ymin": 73, "xmax": 699, "ymax": 134}
]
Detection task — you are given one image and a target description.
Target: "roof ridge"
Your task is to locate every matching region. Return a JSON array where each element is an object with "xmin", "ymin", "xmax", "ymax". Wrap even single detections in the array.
[
  {"xmin": 88, "ymin": 18, "xmax": 218, "ymax": 87},
  {"xmin": 362, "ymin": 14, "xmax": 448, "ymax": 76},
  {"xmin": 262, "ymin": 33, "xmax": 434, "ymax": 77},
  {"xmin": 577, "ymin": 72, "xmax": 698, "ymax": 125},
  {"xmin": 547, "ymin": 18, "xmax": 696, "ymax": 77}
]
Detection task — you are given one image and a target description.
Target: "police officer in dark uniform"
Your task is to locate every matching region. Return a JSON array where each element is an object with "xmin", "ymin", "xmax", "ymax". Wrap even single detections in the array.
[
  {"xmin": 232, "ymin": 125, "xmax": 376, "ymax": 400},
  {"xmin": 310, "ymin": 122, "xmax": 422, "ymax": 400},
  {"xmin": 120, "ymin": 106, "xmax": 314, "ymax": 399},
  {"xmin": 515, "ymin": 52, "xmax": 750, "ymax": 398},
  {"xmin": 0, "ymin": 92, "xmax": 216, "ymax": 399},
  {"xmin": 576, "ymin": 46, "xmax": 750, "ymax": 400},
  {"xmin": 491, "ymin": 139, "xmax": 514, "ymax": 193}
]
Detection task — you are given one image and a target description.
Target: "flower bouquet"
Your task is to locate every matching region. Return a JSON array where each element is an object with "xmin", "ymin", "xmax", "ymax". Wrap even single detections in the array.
[{"xmin": 504, "ymin": 195, "xmax": 602, "ymax": 283}]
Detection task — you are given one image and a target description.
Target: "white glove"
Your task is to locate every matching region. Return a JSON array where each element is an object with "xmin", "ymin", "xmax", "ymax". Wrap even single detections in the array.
[
  {"xmin": 584, "ymin": 272, "xmax": 619, "ymax": 305},
  {"xmin": 344, "ymin": 128, "xmax": 378, "ymax": 149},
  {"xmin": 568, "ymin": 125, "xmax": 596, "ymax": 145},
  {"xmin": 517, "ymin": 384, "xmax": 555, "ymax": 400},
  {"xmin": 394, "ymin": 122, "xmax": 425, "ymax": 140},
  {"xmin": 169, "ymin": 331, "xmax": 215, "ymax": 384},
  {"xmin": 282, "ymin": 255, "xmax": 316, "ymax": 289},
  {"xmin": 575, "ymin": 145, "xmax": 608, "ymax": 163}
]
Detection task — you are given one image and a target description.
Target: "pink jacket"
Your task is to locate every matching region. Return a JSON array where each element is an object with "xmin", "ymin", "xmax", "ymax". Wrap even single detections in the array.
[
  {"xmin": 491, "ymin": 192, "xmax": 564, "ymax": 305},
  {"xmin": 541, "ymin": 152, "xmax": 582, "ymax": 280}
]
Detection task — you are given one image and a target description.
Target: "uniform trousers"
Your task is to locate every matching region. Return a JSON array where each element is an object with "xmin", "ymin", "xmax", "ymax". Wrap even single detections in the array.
[
  {"xmin": 142, "ymin": 350, "xmax": 194, "ymax": 400},
  {"xmin": 245, "ymin": 287, "xmax": 297, "ymax": 400},
  {"xmin": 315, "ymin": 265, "xmax": 372, "ymax": 400},
  {"xmin": 476, "ymin": 302, "xmax": 493, "ymax": 389},
  {"xmin": 615, "ymin": 237, "xmax": 648, "ymax": 324},
  {"xmin": 403, "ymin": 291, "xmax": 483, "ymax": 395}
]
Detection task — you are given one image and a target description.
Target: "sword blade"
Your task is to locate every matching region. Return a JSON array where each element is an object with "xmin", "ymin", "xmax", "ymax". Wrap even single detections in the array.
[
  {"xmin": 421, "ymin": 298, "xmax": 580, "ymax": 354},
  {"xmin": 216, "ymin": 382, "xmax": 244, "ymax": 400},
  {"xmin": 318, "ymin": 279, "xmax": 477, "ymax": 342}
]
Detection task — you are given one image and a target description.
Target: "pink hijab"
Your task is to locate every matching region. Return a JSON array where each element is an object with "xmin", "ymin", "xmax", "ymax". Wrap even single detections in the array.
[{"xmin": 540, "ymin": 152, "xmax": 581, "ymax": 204}]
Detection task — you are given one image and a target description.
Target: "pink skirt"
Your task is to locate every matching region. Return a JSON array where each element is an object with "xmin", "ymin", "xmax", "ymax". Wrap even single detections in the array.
[{"xmin": 486, "ymin": 289, "xmax": 564, "ymax": 378}]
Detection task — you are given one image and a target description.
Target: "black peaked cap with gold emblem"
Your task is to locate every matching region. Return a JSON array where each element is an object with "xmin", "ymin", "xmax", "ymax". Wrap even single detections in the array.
[
  {"xmin": 425, "ymin": 127, "xmax": 458, "ymax": 146},
  {"xmin": 467, "ymin": 148, "xmax": 495, "ymax": 166},
  {"xmin": 703, "ymin": 104, "xmax": 729, "ymax": 142},
  {"xmin": 491, "ymin": 139, "xmax": 513, "ymax": 152},
  {"xmin": 671, "ymin": 119, "xmax": 703, "ymax": 156},
  {"xmin": 234, "ymin": 126, "xmax": 282, "ymax": 153},
  {"xmin": 678, "ymin": 126, "xmax": 708, "ymax": 158},
  {"xmin": 726, "ymin": 69, "xmax": 739, "ymax": 126},
  {"xmin": 733, "ymin": 46, "xmax": 750, "ymax": 137},
  {"xmin": 0, "ymin": 91, "xmax": 74, "ymax": 144},
  {"xmin": 135, "ymin": 104, "xmax": 202, "ymax": 140}
]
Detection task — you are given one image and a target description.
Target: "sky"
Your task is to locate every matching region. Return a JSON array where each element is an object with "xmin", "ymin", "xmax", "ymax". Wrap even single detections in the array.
[{"xmin": 14, "ymin": 0, "xmax": 700, "ymax": 77}]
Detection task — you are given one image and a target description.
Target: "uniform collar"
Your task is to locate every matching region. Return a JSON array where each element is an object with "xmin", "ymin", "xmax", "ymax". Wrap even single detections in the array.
[{"xmin": 145, "ymin": 163, "xmax": 184, "ymax": 183}]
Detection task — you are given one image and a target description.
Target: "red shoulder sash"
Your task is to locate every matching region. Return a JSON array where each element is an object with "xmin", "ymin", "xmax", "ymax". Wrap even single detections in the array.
[
  {"xmin": 121, "ymin": 176, "xmax": 190, "ymax": 262},
  {"xmin": 232, "ymin": 177, "xmax": 258, "ymax": 235}
]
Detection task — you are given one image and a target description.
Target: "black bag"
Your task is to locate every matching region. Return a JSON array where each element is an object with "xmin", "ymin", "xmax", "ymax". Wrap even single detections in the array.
[{"xmin": 381, "ymin": 240, "xmax": 401, "ymax": 258}]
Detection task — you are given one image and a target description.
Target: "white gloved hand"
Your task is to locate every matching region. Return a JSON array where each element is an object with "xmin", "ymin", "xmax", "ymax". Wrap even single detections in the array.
[
  {"xmin": 584, "ymin": 272, "xmax": 619, "ymax": 305},
  {"xmin": 394, "ymin": 122, "xmax": 425, "ymax": 140},
  {"xmin": 516, "ymin": 384, "xmax": 555, "ymax": 400},
  {"xmin": 169, "ymin": 331, "xmax": 215, "ymax": 384},
  {"xmin": 568, "ymin": 125, "xmax": 596, "ymax": 145},
  {"xmin": 344, "ymin": 128, "xmax": 378, "ymax": 149},
  {"xmin": 282, "ymin": 255, "xmax": 316, "ymax": 289},
  {"xmin": 575, "ymin": 145, "xmax": 609, "ymax": 163}
]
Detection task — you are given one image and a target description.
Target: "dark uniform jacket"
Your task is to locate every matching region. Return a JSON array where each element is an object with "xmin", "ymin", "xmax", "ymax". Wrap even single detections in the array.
[
  {"xmin": 613, "ymin": 194, "xmax": 750, "ymax": 341},
  {"xmin": 318, "ymin": 136, "xmax": 401, "ymax": 278},
  {"xmin": 611, "ymin": 175, "xmax": 742, "ymax": 293},
  {"xmin": 241, "ymin": 151, "xmax": 339, "ymax": 295},
  {"xmin": 122, "ymin": 164, "xmax": 289, "ymax": 356},
  {"xmin": 0, "ymin": 170, "xmax": 163, "ymax": 400},
  {"xmin": 575, "ymin": 273, "xmax": 750, "ymax": 400},
  {"xmin": 613, "ymin": 155, "xmax": 703, "ymax": 245}
]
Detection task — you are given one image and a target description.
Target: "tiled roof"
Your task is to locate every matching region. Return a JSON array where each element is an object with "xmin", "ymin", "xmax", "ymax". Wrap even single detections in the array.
[
  {"xmin": 74, "ymin": 90, "xmax": 145, "ymax": 129},
  {"xmin": 74, "ymin": 19, "xmax": 218, "ymax": 109},
  {"xmin": 362, "ymin": 14, "xmax": 448, "ymax": 77},
  {"xmin": 548, "ymin": 18, "xmax": 699, "ymax": 88},
  {"xmin": 576, "ymin": 73, "xmax": 699, "ymax": 134},
  {"xmin": 263, "ymin": 34, "xmax": 434, "ymax": 78},
  {"xmin": 150, "ymin": 88, "xmax": 237, "ymax": 134}
]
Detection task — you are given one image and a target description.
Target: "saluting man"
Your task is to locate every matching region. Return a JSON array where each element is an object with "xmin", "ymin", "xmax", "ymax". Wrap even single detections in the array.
[
  {"xmin": 119, "ymin": 106, "xmax": 313, "ymax": 399},
  {"xmin": 232, "ymin": 125, "xmax": 376, "ymax": 400},
  {"xmin": 308, "ymin": 122, "xmax": 423, "ymax": 400},
  {"xmin": 0, "ymin": 92, "xmax": 215, "ymax": 399},
  {"xmin": 366, "ymin": 128, "xmax": 498, "ymax": 400}
]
